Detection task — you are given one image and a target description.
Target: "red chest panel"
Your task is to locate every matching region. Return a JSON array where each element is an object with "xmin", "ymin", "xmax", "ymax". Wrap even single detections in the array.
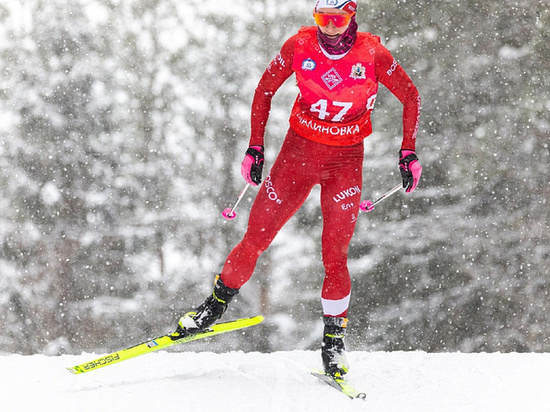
[{"xmin": 290, "ymin": 27, "xmax": 380, "ymax": 146}]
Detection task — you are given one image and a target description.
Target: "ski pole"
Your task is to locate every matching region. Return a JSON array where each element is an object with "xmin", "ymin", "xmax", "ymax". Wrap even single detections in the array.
[
  {"xmin": 359, "ymin": 184, "xmax": 402, "ymax": 212},
  {"xmin": 222, "ymin": 183, "xmax": 251, "ymax": 220}
]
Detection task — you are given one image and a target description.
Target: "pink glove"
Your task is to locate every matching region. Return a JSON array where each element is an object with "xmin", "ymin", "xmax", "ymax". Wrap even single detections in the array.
[
  {"xmin": 241, "ymin": 145, "xmax": 264, "ymax": 186},
  {"xmin": 399, "ymin": 150, "xmax": 422, "ymax": 193}
]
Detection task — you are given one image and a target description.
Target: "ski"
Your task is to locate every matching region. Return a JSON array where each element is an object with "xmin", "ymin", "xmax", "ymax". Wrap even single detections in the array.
[
  {"xmin": 67, "ymin": 315, "xmax": 264, "ymax": 375},
  {"xmin": 311, "ymin": 369, "xmax": 366, "ymax": 400}
]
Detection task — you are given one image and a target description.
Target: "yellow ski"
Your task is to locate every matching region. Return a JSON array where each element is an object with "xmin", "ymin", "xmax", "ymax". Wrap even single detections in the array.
[
  {"xmin": 67, "ymin": 315, "xmax": 264, "ymax": 374},
  {"xmin": 311, "ymin": 369, "xmax": 366, "ymax": 400}
]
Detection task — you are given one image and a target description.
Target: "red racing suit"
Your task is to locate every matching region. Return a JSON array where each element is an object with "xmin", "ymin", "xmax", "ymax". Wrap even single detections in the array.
[{"xmin": 220, "ymin": 26, "xmax": 420, "ymax": 317}]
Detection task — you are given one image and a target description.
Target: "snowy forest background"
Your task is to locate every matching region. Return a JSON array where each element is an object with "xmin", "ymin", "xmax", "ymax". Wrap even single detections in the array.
[{"xmin": 0, "ymin": 0, "xmax": 548, "ymax": 356}]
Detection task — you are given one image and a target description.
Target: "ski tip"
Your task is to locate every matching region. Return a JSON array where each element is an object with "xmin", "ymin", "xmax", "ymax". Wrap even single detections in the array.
[
  {"xmin": 253, "ymin": 315, "xmax": 264, "ymax": 323},
  {"xmin": 311, "ymin": 369, "xmax": 366, "ymax": 400},
  {"xmin": 239, "ymin": 315, "xmax": 264, "ymax": 325},
  {"xmin": 67, "ymin": 366, "xmax": 82, "ymax": 375}
]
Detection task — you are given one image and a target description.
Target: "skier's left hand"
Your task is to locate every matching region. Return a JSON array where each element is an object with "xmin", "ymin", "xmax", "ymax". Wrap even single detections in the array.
[{"xmin": 399, "ymin": 149, "xmax": 422, "ymax": 193}]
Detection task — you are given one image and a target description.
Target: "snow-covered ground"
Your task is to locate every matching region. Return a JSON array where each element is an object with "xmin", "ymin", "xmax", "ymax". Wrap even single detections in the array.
[{"xmin": 3, "ymin": 348, "xmax": 550, "ymax": 411}]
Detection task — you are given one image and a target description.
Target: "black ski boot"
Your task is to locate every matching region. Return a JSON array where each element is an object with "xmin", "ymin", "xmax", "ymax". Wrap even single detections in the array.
[
  {"xmin": 170, "ymin": 276, "xmax": 239, "ymax": 340},
  {"xmin": 321, "ymin": 316, "xmax": 349, "ymax": 377}
]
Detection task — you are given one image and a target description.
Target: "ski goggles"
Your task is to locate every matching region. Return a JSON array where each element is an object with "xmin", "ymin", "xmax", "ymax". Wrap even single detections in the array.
[{"xmin": 313, "ymin": 12, "xmax": 355, "ymax": 28}]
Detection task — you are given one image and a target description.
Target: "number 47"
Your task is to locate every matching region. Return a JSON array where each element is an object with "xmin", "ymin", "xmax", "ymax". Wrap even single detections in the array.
[{"xmin": 310, "ymin": 96, "xmax": 377, "ymax": 121}]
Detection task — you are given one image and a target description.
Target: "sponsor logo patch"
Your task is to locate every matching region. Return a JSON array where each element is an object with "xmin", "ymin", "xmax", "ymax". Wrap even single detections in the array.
[
  {"xmin": 333, "ymin": 185, "xmax": 361, "ymax": 203},
  {"xmin": 321, "ymin": 68, "xmax": 343, "ymax": 90},
  {"xmin": 350, "ymin": 63, "xmax": 366, "ymax": 79},
  {"xmin": 301, "ymin": 58, "xmax": 316, "ymax": 71},
  {"xmin": 264, "ymin": 175, "xmax": 282, "ymax": 205}
]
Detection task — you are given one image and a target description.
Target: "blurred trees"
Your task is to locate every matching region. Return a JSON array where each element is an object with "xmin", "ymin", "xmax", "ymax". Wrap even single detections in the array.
[
  {"xmin": 348, "ymin": 0, "xmax": 550, "ymax": 352},
  {"xmin": 0, "ymin": 0, "xmax": 548, "ymax": 355}
]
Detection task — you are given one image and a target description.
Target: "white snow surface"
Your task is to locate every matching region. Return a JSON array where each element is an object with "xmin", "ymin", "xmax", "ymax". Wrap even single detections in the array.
[{"xmin": 3, "ymin": 350, "xmax": 550, "ymax": 411}]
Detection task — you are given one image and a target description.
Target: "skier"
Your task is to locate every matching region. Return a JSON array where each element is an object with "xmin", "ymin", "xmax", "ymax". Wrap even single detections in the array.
[{"xmin": 171, "ymin": 0, "xmax": 422, "ymax": 377}]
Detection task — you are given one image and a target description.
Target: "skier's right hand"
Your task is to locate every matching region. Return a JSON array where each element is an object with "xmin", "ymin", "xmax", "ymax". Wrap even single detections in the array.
[{"xmin": 241, "ymin": 145, "xmax": 264, "ymax": 186}]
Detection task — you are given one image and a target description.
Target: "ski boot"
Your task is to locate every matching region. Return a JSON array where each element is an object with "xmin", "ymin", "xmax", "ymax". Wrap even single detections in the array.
[
  {"xmin": 321, "ymin": 316, "xmax": 349, "ymax": 377},
  {"xmin": 170, "ymin": 275, "xmax": 239, "ymax": 340}
]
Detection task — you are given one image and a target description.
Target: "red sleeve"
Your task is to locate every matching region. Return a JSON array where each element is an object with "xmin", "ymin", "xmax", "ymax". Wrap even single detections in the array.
[
  {"xmin": 374, "ymin": 44, "xmax": 421, "ymax": 151},
  {"xmin": 249, "ymin": 35, "xmax": 297, "ymax": 147}
]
